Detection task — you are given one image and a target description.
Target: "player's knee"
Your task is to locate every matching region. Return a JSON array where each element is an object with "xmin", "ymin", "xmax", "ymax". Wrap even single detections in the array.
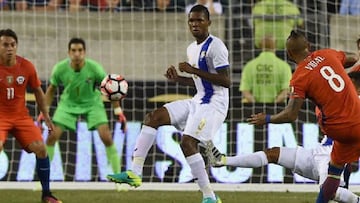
[
  {"xmin": 180, "ymin": 135, "xmax": 198, "ymax": 156},
  {"xmin": 30, "ymin": 142, "xmax": 47, "ymax": 158},
  {"xmin": 144, "ymin": 108, "xmax": 170, "ymax": 128},
  {"xmin": 264, "ymin": 147, "xmax": 280, "ymax": 163},
  {"xmin": 98, "ymin": 125, "xmax": 113, "ymax": 146}
]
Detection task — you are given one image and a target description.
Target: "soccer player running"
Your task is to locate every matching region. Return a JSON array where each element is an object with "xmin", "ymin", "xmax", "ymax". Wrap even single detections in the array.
[
  {"xmin": 0, "ymin": 29, "xmax": 62, "ymax": 203},
  {"xmin": 107, "ymin": 5, "xmax": 230, "ymax": 203},
  {"xmin": 42, "ymin": 38, "xmax": 126, "ymax": 178},
  {"xmin": 248, "ymin": 30, "xmax": 360, "ymax": 203}
]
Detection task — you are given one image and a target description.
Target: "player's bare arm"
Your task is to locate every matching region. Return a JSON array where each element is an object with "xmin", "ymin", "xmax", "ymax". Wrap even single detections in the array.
[
  {"xmin": 164, "ymin": 65, "xmax": 194, "ymax": 86},
  {"xmin": 45, "ymin": 84, "xmax": 57, "ymax": 109},
  {"xmin": 33, "ymin": 86, "xmax": 55, "ymax": 131},
  {"xmin": 242, "ymin": 90, "xmax": 256, "ymax": 103},
  {"xmin": 178, "ymin": 62, "xmax": 230, "ymax": 88},
  {"xmin": 343, "ymin": 52, "xmax": 359, "ymax": 68},
  {"xmin": 247, "ymin": 98, "xmax": 304, "ymax": 125}
]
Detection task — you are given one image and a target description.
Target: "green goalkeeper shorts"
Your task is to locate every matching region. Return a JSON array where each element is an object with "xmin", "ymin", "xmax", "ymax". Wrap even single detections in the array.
[{"xmin": 53, "ymin": 104, "xmax": 108, "ymax": 131}]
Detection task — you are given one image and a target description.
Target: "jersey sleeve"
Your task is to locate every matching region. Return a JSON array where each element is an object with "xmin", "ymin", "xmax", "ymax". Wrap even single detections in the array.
[
  {"xmin": 289, "ymin": 69, "xmax": 307, "ymax": 99},
  {"xmin": 210, "ymin": 39, "xmax": 229, "ymax": 70},
  {"xmin": 26, "ymin": 61, "xmax": 41, "ymax": 89},
  {"xmin": 92, "ymin": 60, "xmax": 107, "ymax": 83},
  {"xmin": 49, "ymin": 64, "xmax": 60, "ymax": 87}
]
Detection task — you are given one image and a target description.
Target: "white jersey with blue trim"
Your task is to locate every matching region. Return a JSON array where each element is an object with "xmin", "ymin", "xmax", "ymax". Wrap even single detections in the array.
[{"xmin": 186, "ymin": 34, "xmax": 230, "ymax": 115}]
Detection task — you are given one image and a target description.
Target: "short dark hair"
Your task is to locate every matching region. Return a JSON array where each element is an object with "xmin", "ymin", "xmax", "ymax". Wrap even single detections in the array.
[
  {"xmin": 68, "ymin": 37, "xmax": 86, "ymax": 51},
  {"xmin": 0, "ymin": 29, "xmax": 18, "ymax": 43},
  {"xmin": 356, "ymin": 38, "xmax": 360, "ymax": 49},
  {"xmin": 189, "ymin": 4, "xmax": 210, "ymax": 20},
  {"xmin": 287, "ymin": 30, "xmax": 305, "ymax": 40}
]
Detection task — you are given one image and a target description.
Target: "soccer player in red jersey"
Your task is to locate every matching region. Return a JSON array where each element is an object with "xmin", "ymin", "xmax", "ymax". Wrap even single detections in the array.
[
  {"xmin": 247, "ymin": 30, "xmax": 360, "ymax": 203},
  {"xmin": 0, "ymin": 29, "xmax": 62, "ymax": 203}
]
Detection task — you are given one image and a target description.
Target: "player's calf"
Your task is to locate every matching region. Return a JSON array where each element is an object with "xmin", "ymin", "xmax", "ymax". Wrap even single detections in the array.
[{"xmin": 316, "ymin": 163, "xmax": 344, "ymax": 203}]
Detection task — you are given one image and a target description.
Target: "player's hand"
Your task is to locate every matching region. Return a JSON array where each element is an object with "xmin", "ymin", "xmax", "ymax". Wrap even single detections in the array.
[
  {"xmin": 178, "ymin": 62, "xmax": 194, "ymax": 74},
  {"xmin": 36, "ymin": 113, "xmax": 45, "ymax": 132},
  {"xmin": 118, "ymin": 112, "xmax": 127, "ymax": 132},
  {"xmin": 164, "ymin": 65, "xmax": 179, "ymax": 81},
  {"xmin": 114, "ymin": 107, "xmax": 127, "ymax": 132},
  {"xmin": 246, "ymin": 112, "xmax": 267, "ymax": 126},
  {"xmin": 43, "ymin": 116, "xmax": 55, "ymax": 133}
]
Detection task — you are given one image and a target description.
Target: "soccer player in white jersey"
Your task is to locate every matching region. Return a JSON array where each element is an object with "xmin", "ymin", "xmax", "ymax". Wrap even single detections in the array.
[{"xmin": 107, "ymin": 4, "xmax": 230, "ymax": 203}]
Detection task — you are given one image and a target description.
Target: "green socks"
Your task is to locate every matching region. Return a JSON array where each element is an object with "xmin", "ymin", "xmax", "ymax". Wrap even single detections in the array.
[
  {"xmin": 46, "ymin": 145, "xmax": 55, "ymax": 161},
  {"xmin": 106, "ymin": 144, "xmax": 121, "ymax": 173}
]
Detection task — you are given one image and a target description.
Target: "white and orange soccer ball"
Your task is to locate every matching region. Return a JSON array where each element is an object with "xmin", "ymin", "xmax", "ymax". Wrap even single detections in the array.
[{"xmin": 100, "ymin": 74, "xmax": 128, "ymax": 101}]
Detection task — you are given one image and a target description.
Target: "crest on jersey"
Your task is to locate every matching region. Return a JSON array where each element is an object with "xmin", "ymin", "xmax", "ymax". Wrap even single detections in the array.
[
  {"xmin": 200, "ymin": 51, "xmax": 206, "ymax": 60},
  {"xmin": 6, "ymin": 76, "xmax": 13, "ymax": 85},
  {"xmin": 16, "ymin": 76, "xmax": 25, "ymax": 85}
]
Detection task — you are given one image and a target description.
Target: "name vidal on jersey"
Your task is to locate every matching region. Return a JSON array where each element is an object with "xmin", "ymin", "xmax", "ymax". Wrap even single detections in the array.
[{"xmin": 305, "ymin": 56, "xmax": 325, "ymax": 70}]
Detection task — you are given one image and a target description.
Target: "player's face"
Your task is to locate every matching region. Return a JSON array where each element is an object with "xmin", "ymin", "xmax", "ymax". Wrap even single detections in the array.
[
  {"xmin": 0, "ymin": 36, "xmax": 17, "ymax": 66},
  {"xmin": 68, "ymin": 43, "xmax": 85, "ymax": 69},
  {"xmin": 188, "ymin": 11, "xmax": 210, "ymax": 42}
]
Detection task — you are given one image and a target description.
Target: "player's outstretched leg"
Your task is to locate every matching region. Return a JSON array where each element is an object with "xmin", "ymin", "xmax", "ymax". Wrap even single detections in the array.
[
  {"xmin": 107, "ymin": 170, "xmax": 142, "ymax": 188},
  {"xmin": 202, "ymin": 195, "xmax": 222, "ymax": 203}
]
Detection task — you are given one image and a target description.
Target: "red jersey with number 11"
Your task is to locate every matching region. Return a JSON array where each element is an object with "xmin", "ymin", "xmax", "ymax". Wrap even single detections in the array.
[
  {"xmin": 290, "ymin": 49, "xmax": 360, "ymax": 129},
  {"xmin": 0, "ymin": 56, "xmax": 41, "ymax": 117}
]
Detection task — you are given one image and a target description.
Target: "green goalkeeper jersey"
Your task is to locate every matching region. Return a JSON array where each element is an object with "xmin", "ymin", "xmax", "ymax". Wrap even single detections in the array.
[{"xmin": 50, "ymin": 58, "xmax": 107, "ymax": 114}]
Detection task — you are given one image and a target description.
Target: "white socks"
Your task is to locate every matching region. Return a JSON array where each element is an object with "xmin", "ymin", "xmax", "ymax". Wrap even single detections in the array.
[
  {"xmin": 186, "ymin": 153, "xmax": 216, "ymax": 200},
  {"xmin": 131, "ymin": 125, "xmax": 157, "ymax": 176},
  {"xmin": 334, "ymin": 187, "xmax": 360, "ymax": 203},
  {"xmin": 226, "ymin": 151, "xmax": 268, "ymax": 167}
]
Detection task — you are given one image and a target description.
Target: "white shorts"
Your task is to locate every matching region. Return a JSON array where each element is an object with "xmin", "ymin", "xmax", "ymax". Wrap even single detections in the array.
[{"xmin": 164, "ymin": 99, "xmax": 226, "ymax": 142}]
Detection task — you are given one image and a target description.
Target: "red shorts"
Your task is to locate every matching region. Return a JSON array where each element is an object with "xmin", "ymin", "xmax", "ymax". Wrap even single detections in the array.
[
  {"xmin": 327, "ymin": 124, "xmax": 360, "ymax": 165},
  {"xmin": 0, "ymin": 115, "xmax": 43, "ymax": 152}
]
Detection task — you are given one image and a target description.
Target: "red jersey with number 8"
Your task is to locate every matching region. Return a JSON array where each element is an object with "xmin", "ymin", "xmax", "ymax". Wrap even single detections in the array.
[
  {"xmin": 0, "ymin": 56, "xmax": 41, "ymax": 117},
  {"xmin": 290, "ymin": 49, "xmax": 360, "ymax": 129}
]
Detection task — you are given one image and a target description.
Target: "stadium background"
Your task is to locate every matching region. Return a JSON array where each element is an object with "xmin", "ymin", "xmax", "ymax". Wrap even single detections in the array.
[{"xmin": 1, "ymin": 0, "xmax": 360, "ymax": 188}]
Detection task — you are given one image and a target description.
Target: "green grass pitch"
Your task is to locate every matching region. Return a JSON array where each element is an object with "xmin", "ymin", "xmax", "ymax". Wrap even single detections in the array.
[{"xmin": 0, "ymin": 190, "xmax": 319, "ymax": 203}]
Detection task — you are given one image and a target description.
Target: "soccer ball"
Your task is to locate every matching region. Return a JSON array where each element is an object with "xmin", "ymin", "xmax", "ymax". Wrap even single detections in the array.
[{"xmin": 100, "ymin": 74, "xmax": 128, "ymax": 101}]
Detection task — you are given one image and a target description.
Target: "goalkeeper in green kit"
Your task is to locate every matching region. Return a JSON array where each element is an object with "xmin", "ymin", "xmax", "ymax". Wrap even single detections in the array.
[{"xmin": 38, "ymin": 37, "xmax": 126, "ymax": 177}]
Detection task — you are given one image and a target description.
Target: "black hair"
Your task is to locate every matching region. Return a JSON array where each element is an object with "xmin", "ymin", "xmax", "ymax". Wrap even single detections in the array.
[
  {"xmin": 189, "ymin": 4, "xmax": 210, "ymax": 20},
  {"xmin": 356, "ymin": 38, "xmax": 360, "ymax": 49},
  {"xmin": 68, "ymin": 37, "xmax": 86, "ymax": 51},
  {"xmin": 0, "ymin": 29, "xmax": 18, "ymax": 43},
  {"xmin": 287, "ymin": 30, "xmax": 305, "ymax": 40}
]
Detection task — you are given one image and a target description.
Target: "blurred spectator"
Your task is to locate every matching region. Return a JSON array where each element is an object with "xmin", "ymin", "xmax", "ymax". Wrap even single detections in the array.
[
  {"xmin": 239, "ymin": 36, "xmax": 292, "ymax": 103},
  {"xmin": 11, "ymin": 0, "xmax": 61, "ymax": 11},
  {"xmin": 252, "ymin": 0, "xmax": 303, "ymax": 50},
  {"xmin": 145, "ymin": 0, "xmax": 183, "ymax": 12},
  {"xmin": 67, "ymin": 0, "xmax": 121, "ymax": 12},
  {"xmin": 186, "ymin": 0, "xmax": 222, "ymax": 15},
  {"xmin": 0, "ymin": 0, "xmax": 10, "ymax": 10},
  {"xmin": 339, "ymin": 0, "xmax": 360, "ymax": 15}
]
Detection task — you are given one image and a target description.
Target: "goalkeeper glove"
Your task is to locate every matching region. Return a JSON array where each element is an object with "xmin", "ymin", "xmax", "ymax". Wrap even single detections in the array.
[{"xmin": 114, "ymin": 107, "xmax": 127, "ymax": 132}]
